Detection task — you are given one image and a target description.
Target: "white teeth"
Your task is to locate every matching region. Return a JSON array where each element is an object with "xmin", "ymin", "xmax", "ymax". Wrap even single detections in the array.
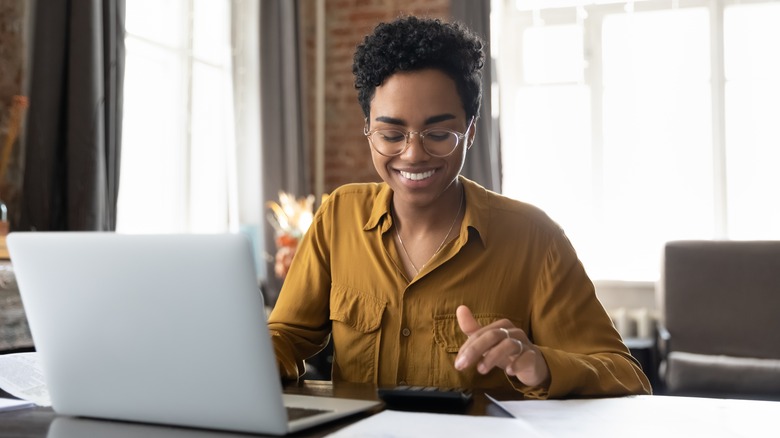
[{"xmin": 400, "ymin": 170, "xmax": 435, "ymax": 181}]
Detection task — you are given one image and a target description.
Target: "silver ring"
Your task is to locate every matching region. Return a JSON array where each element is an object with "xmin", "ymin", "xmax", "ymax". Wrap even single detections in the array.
[
  {"xmin": 513, "ymin": 339, "xmax": 525, "ymax": 355},
  {"xmin": 500, "ymin": 328, "xmax": 524, "ymax": 355}
]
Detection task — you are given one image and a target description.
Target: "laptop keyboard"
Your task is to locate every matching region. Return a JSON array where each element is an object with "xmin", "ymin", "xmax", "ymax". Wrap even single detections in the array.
[{"xmin": 286, "ymin": 406, "xmax": 332, "ymax": 421}]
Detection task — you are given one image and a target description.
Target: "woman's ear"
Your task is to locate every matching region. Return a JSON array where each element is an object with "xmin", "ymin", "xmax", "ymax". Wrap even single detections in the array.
[{"xmin": 466, "ymin": 123, "xmax": 477, "ymax": 150}]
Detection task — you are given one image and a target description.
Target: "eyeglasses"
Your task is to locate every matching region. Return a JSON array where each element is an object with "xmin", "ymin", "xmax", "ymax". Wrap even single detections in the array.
[{"xmin": 363, "ymin": 117, "xmax": 475, "ymax": 158}]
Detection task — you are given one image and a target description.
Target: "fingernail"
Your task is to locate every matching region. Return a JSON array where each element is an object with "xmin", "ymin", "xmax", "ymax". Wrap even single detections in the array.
[
  {"xmin": 454, "ymin": 356, "xmax": 465, "ymax": 370},
  {"xmin": 478, "ymin": 363, "xmax": 488, "ymax": 374},
  {"xmin": 505, "ymin": 365, "xmax": 515, "ymax": 376}
]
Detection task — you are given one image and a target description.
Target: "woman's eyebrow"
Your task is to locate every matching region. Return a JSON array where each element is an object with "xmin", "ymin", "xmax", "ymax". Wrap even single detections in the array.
[
  {"xmin": 374, "ymin": 115, "xmax": 405, "ymax": 125},
  {"xmin": 373, "ymin": 113, "xmax": 456, "ymax": 126},
  {"xmin": 424, "ymin": 114, "xmax": 456, "ymax": 124}
]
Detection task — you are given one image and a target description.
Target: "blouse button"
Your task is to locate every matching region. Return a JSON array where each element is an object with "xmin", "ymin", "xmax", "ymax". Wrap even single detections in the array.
[{"xmin": 402, "ymin": 328, "xmax": 411, "ymax": 337}]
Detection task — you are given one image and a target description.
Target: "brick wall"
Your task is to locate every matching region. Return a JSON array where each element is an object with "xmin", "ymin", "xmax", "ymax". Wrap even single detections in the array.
[{"xmin": 301, "ymin": 0, "xmax": 452, "ymax": 194}]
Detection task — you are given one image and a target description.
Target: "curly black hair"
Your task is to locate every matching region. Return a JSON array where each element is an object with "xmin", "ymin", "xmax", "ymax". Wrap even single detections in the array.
[{"xmin": 353, "ymin": 16, "xmax": 485, "ymax": 121}]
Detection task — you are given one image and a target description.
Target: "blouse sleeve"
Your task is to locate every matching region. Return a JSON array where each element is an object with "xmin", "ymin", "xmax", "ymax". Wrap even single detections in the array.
[
  {"xmin": 267, "ymin": 199, "xmax": 334, "ymax": 380},
  {"xmin": 512, "ymin": 231, "xmax": 652, "ymax": 398}
]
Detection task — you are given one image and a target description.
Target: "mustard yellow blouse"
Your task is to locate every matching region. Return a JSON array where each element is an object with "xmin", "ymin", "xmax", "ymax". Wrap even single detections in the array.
[{"xmin": 268, "ymin": 176, "xmax": 651, "ymax": 399}]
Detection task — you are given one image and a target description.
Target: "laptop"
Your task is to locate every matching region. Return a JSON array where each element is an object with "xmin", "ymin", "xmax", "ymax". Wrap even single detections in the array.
[{"xmin": 7, "ymin": 232, "xmax": 380, "ymax": 436}]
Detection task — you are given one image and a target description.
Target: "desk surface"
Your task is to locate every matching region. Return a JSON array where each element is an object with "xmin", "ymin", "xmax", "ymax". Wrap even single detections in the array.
[
  {"xmin": 0, "ymin": 380, "xmax": 517, "ymax": 438},
  {"xmin": 3, "ymin": 381, "xmax": 780, "ymax": 438}
]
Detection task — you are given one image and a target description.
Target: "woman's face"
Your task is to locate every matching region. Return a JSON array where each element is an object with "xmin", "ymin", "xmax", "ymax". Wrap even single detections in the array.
[{"xmin": 367, "ymin": 68, "xmax": 474, "ymax": 209}]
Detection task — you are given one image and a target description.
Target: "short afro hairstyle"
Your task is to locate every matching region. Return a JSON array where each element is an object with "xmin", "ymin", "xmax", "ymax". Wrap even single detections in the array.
[{"xmin": 353, "ymin": 16, "xmax": 485, "ymax": 121}]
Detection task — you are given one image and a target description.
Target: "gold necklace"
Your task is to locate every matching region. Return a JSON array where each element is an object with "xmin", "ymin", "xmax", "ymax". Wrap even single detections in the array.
[{"xmin": 393, "ymin": 189, "xmax": 464, "ymax": 276}]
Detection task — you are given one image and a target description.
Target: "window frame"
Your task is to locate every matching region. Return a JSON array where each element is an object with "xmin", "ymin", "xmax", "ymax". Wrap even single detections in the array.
[
  {"xmin": 118, "ymin": 0, "xmax": 236, "ymax": 234},
  {"xmin": 494, "ymin": 0, "xmax": 780, "ymax": 281}
]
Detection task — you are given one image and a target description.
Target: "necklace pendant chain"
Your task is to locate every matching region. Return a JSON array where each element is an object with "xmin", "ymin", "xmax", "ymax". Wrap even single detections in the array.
[{"xmin": 393, "ymin": 189, "xmax": 464, "ymax": 277}]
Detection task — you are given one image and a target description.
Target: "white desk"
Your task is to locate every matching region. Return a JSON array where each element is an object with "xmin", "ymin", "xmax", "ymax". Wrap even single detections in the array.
[{"xmin": 330, "ymin": 394, "xmax": 780, "ymax": 438}]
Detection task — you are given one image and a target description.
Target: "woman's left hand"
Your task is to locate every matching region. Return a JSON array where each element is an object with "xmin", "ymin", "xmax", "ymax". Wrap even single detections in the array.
[{"xmin": 453, "ymin": 305, "xmax": 550, "ymax": 388}]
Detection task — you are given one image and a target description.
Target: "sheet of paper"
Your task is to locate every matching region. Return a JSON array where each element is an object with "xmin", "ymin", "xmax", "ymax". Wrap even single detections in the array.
[
  {"xmin": 0, "ymin": 352, "xmax": 51, "ymax": 406},
  {"xmin": 326, "ymin": 409, "xmax": 544, "ymax": 438},
  {"xmin": 488, "ymin": 394, "xmax": 780, "ymax": 438},
  {"xmin": 0, "ymin": 397, "xmax": 34, "ymax": 412}
]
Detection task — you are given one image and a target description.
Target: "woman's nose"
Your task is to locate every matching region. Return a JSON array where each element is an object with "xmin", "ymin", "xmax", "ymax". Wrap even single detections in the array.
[{"xmin": 399, "ymin": 132, "xmax": 429, "ymax": 160}]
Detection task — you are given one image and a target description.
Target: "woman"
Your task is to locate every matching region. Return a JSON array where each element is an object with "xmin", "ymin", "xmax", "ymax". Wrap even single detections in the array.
[{"xmin": 268, "ymin": 16, "xmax": 650, "ymax": 399}]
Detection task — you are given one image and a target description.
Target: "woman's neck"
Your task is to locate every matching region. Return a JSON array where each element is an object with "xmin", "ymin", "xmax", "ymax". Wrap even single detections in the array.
[{"xmin": 392, "ymin": 181, "xmax": 464, "ymax": 235}]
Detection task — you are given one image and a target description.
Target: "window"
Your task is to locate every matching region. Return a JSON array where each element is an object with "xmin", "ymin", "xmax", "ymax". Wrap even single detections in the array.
[
  {"xmin": 493, "ymin": 0, "xmax": 780, "ymax": 281},
  {"xmin": 723, "ymin": 4, "xmax": 780, "ymax": 239},
  {"xmin": 118, "ymin": 0, "xmax": 237, "ymax": 233}
]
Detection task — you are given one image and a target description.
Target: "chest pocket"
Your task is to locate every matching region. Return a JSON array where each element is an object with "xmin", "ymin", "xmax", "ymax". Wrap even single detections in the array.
[
  {"xmin": 432, "ymin": 313, "xmax": 521, "ymax": 388},
  {"xmin": 330, "ymin": 284, "xmax": 386, "ymax": 383}
]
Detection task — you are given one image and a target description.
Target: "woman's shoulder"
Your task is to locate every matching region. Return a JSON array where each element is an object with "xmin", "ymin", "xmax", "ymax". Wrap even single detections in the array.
[
  {"xmin": 328, "ymin": 182, "xmax": 385, "ymax": 199},
  {"xmin": 461, "ymin": 178, "xmax": 555, "ymax": 228},
  {"xmin": 318, "ymin": 182, "xmax": 388, "ymax": 219},
  {"xmin": 323, "ymin": 182, "xmax": 387, "ymax": 208},
  {"xmin": 482, "ymin": 189, "xmax": 564, "ymax": 237}
]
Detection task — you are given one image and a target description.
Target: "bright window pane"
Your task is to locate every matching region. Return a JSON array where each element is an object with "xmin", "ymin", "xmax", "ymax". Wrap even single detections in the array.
[
  {"xmin": 498, "ymin": 2, "xmax": 780, "ymax": 282},
  {"xmin": 124, "ymin": 0, "xmax": 185, "ymax": 47},
  {"xmin": 523, "ymin": 25, "xmax": 584, "ymax": 84},
  {"xmin": 501, "ymin": 84, "xmax": 594, "ymax": 253},
  {"xmin": 503, "ymin": 22, "xmax": 592, "ymax": 259},
  {"xmin": 599, "ymin": 8, "xmax": 712, "ymax": 280},
  {"xmin": 119, "ymin": 0, "xmax": 234, "ymax": 234},
  {"xmin": 724, "ymin": 3, "xmax": 780, "ymax": 239},
  {"xmin": 193, "ymin": 0, "xmax": 230, "ymax": 64},
  {"xmin": 118, "ymin": 38, "xmax": 187, "ymax": 233},
  {"xmin": 190, "ymin": 61, "xmax": 230, "ymax": 232}
]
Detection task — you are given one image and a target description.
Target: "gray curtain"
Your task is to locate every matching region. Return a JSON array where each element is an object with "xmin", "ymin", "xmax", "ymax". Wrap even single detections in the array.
[
  {"xmin": 20, "ymin": 0, "xmax": 125, "ymax": 231},
  {"xmin": 260, "ymin": 0, "xmax": 309, "ymax": 305},
  {"xmin": 451, "ymin": 0, "xmax": 502, "ymax": 193}
]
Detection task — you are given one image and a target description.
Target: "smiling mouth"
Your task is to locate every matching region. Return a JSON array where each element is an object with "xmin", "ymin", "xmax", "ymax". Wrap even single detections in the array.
[{"xmin": 399, "ymin": 169, "xmax": 436, "ymax": 181}]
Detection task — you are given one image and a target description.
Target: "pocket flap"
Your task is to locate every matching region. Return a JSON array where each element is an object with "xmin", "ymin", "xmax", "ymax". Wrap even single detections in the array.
[
  {"xmin": 330, "ymin": 284, "xmax": 385, "ymax": 333},
  {"xmin": 433, "ymin": 313, "xmax": 518, "ymax": 353}
]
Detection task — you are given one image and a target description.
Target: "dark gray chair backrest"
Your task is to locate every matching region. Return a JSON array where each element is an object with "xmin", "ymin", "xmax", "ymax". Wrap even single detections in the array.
[{"xmin": 662, "ymin": 240, "xmax": 780, "ymax": 360}]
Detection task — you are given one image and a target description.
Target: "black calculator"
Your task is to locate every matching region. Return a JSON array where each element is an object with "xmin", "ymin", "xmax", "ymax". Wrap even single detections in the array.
[{"xmin": 377, "ymin": 385, "xmax": 473, "ymax": 408}]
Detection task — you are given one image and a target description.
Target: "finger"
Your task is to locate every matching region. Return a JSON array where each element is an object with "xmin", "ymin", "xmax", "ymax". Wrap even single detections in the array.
[
  {"xmin": 456, "ymin": 323, "xmax": 513, "ymax": 372},
  {"xmin": 505, "ymin": 348, "xmax": 549, "ymax": 387},
  {"xmin": 476, "ymin": 332, "xmax": 525, "ymax": 374},
  {"xmin": 456, "ymin": 305, "xmax": 481, "ymax": 337},
  {"xmin": 505, "ymin": 348, "xmax": 532, "ymax": 376},
  {"xmin": 454, "ymin": 306, "xmax": 486, "ymax": 371}
]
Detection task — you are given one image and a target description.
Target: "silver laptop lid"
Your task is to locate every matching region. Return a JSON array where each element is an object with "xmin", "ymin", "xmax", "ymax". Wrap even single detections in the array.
[{"xmin": 8, "ymin": 232, "xmax": 289, "ymax": 435}]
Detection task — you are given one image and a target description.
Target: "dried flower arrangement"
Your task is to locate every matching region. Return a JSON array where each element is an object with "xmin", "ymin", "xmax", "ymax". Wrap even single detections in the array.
[{"xmin": 266, "ymin": 192, "xmax": 315, "ymax": 279}]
